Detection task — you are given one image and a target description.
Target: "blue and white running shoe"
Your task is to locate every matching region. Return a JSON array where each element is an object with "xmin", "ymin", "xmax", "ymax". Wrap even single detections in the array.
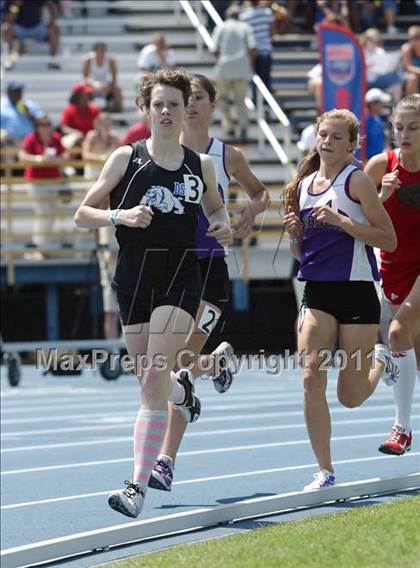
[{"xmin": 304, "ymin": 470, "xmax": 336, "ymax": 491}]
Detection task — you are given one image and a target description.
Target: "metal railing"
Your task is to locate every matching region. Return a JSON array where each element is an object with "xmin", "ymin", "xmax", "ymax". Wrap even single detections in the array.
[{"xmin": 179, "ymin": 0, "xmax": 296, "ymax": 176}]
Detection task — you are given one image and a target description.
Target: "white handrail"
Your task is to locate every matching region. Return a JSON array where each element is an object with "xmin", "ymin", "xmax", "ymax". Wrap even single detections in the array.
[{"xmin": 180, "ymin": 0, "xmax": 295, "ymax": 172}]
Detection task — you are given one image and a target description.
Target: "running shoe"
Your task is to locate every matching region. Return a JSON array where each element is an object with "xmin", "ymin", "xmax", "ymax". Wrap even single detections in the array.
[
  {"xmin": 148, "ymin": 455, "xmax": 174, "ymax": 491},
  {"xmin": 375, "ymin": 343, "xmax": 399, "ymax": 386},
  {"xmin": 108, "ymin": 480, "xmax": 146, "ymax": 518},
  {"xmin": 378, "ymin": 425, "xmax": 412, "ymax": 456},
  {"xmin": 304, "ymin": 470, "xmax": 336, "ymax": 491},
  {"xmin": 173, "ymin": 369, "xmax": 201, "ymax": 423},
  {"xmin": 212, "ymin": 341, "xmax": 235, "ymax": 393}
]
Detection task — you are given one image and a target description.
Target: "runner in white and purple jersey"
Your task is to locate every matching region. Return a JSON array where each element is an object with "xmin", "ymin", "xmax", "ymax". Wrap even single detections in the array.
[
  {"xmin": 148, "ymin": 74, "xmax": 270, "ymax": 492},
  {"xmin": 282, "ymin": 109, "xmax": 398, "ymax": 491}
]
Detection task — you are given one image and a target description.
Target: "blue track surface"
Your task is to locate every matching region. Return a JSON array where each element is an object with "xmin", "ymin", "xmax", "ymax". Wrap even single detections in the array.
[{"xmin": 1, "ymin": 365, "xmax": 419, "ymax": 566}]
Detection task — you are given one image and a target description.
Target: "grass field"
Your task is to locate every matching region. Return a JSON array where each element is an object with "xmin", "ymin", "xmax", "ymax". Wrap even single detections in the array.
[{"xmin": 111, "ymin": 496, "xmax": 420, "ymax": 568}]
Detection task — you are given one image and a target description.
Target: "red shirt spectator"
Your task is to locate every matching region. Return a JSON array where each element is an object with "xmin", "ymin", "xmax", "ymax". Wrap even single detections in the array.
[
  {"xmin": 21, "ymin": 129, "xmax": 65, "ymax": 179},
  {"xmin": 61, "ymin": 84, "xmax": 100, "ymax": 136},
  {"xmin": 121, "ymin": 121, "xmax": 150, "ymax": 145},
  {"xmin": 61, "ymin": 102, "xmax": 100, "ymax": 135}
]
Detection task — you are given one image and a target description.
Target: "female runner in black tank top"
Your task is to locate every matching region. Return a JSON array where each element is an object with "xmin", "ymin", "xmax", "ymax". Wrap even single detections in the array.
[{"xmin": 75, "ymin": 69, "xmax": 232, "ymax": 518}]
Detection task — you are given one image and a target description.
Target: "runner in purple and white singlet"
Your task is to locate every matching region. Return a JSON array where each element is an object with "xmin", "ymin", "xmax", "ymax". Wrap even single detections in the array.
[
  {"xmin": 148, "ymin": 74, "xmax": 270, "ymax": 492},
  {"xmin": 283, "ymin": 109, "xmax": 398, "ymax": 491}
]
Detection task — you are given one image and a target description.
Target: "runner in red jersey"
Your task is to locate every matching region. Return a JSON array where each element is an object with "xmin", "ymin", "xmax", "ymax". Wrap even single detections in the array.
[{"xmin": 365, "ymin": 94, "xmax": 420, "ymax": 456}]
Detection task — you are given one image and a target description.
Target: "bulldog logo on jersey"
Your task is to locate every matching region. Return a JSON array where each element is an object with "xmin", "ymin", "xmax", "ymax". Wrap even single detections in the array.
[{"xmin": 141, "ymin": 186, "xmax": 184, "ymax": 215}]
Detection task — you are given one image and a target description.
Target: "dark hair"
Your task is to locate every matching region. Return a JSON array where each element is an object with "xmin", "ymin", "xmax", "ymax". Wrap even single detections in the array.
[
  {"xmin": 137, "ymin": 68, "xmax": 192, "ymax": 110},
  {"xmin": 191, "ymin": 74, "xmax": 217, "ymax": 103},
  {"xmin": 283, "ymin": 109, "xmax": 359, "ymax": 214}
]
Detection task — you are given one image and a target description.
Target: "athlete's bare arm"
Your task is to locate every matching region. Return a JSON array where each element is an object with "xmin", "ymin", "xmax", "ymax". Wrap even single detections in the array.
[
  {"xmin": 225, "ymin": 145, "xmax": 271, "ymax": 238},
  {"xmin": 74, "ymin": 146, "xmax": 153, "ymax": 229},
  {"xmin": 314, "ymin": 169, "xmax": 396, "ymax": 251},
  {"xmin": 200, "ymin": 154, "xmax": 232, "ymax": 246},
  {"xmin": 365, "ymin": 152, "xmax": 400, "ymax": 202}
]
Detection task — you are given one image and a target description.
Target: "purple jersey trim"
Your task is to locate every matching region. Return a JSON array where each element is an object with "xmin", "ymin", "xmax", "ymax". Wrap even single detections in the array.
[
  {"xmin": 298, "ymin": 206, "xmax": 379, "ymax": 281},
  {"xmin": 222, "ymin": 142, "xmax": 230, "ymax": 181},
  {"xmin": 344, "ymin": 168, "xmax": 361, "ymax": 204},
  {"xmin": 307, "ymin": 163, "xmax": 349, "ymax": 196}
]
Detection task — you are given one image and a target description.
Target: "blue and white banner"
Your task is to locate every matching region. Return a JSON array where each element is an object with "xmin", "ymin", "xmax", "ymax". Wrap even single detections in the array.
[{"xmin": 319, "ymin": 22, "xmax": 366, "ymax": 161}]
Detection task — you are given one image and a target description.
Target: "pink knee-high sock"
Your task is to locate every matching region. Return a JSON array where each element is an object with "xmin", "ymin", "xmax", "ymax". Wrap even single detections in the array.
[{"xmin": 133, "ymin": 409, "xmax": 168, "ymax": 485}]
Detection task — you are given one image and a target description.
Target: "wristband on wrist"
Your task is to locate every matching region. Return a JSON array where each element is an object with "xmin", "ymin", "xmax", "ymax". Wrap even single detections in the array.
[
  {"xmin": 289, "ymin": 236, "xmax": 301, "ymax": 246},
  {"xmin": 109, "ymin": 209, "xmax": 120, "ymax": 226}
]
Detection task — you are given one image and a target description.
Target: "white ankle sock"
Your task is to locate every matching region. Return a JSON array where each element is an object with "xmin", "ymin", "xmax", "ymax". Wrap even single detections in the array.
[
  {"xmin": 392, "ymin": 349, "xmax": 416, "ymax": 431},
  {"xmin": 168, "ymin": 371, "xmax": 186, "ymax": 404}
]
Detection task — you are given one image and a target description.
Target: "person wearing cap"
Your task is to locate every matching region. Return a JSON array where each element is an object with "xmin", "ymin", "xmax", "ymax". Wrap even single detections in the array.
[
  {"xmin": 365, "ymin": 88, "xmax": 391, "ymax": 160},
  {"xmin": 2, "ymin": 0, "xmax": 61, "ymax": 70},
  {"xmin": 0, "ymin": 81, "xmax": 43, "ymax": 147},
  {"xmin": 211, "ymin": 4, "xmax": 256, "ymax": 141},
  {"xmin": 60, "ymin": 84, "xmax": 100, "ymax": 150}
]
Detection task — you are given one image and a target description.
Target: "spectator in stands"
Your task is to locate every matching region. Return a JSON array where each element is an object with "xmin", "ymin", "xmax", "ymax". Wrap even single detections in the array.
[
  {"xmin": 82, "ymin": 112, "xmax": 120, "ymax": 339},
  {"xmin": 2, "ymin": 0, "xmax": 61, "ymax": 69},
  {"xmin": 121, "ymin": 113, "xmax": 150, "ymax": 145},
  {"xmin": 365, "ymin": 88, "xmax": 391, "ymax": 160},
  {"xmin": 401, "ymin": 25, "xmax": 420, "ymax": 95},
  {"xmin": 82, "ymin": 42, "xmax": 123, "ymax": 112},
  {"xmin": 60, "ymin": 83, "xmax": 100, "ymax": 151},
  {"xmin": 82, "ymin": 112, "xmax": 119, "ymax": 178},
  {"xmin": 19, "ymin": 114, "xmax": 68, "ymax": 255},
  {"xmin": 382, "ymin": 0, "xmax": 399, "ymax": 35},
  {"xmin": 239, "ymin": 0, "xmax": 274, "ymax": 99},
  {"xmin": 361, "ymin": 28, "xmax": 402, "ymax": 103},
  {"xmin": 297, "ymin": 123, "xmax": 317, "ymax": 156},
  {"xmin": 307, "ymin": 63, "xmax": 322, "ymax": 114},
  {"xmin": 137, "ymin": 34, "xmax": 175, "ymax": 76},
  {"xmin": 212, "ymin": 4, "xmax": 256, "ymax": 141},
  {"xmin": 0, "ymin": 80, "xmax": 43, "ymax": 148},
  {"xmin": 305, "ymin": 0, "xmax": 360, "ymax": 32}
]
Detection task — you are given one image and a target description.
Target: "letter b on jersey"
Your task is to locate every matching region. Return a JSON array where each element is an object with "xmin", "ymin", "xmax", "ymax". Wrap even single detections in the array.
[{"xmin": 183, "ymin": 174, "xmax": 203, "ymax": 204}]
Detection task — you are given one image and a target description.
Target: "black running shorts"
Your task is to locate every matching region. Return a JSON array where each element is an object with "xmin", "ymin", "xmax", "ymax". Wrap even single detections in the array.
[
  {"xmin": 198, "ymin": 256, "xmax": 230, "ymax": 312},
  {"xmin": 302, "ymin": 281, "xmax": 380, "ymax": 324}
]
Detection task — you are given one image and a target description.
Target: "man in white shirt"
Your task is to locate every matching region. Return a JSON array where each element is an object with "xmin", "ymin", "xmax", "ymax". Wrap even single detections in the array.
[
  {"xmin": 212, "ymin": 5, "xmax": 256, "ymax": 141},
  {"xmin": 137, "ymin": 34, "xmax": 175, "ymax": 75}
]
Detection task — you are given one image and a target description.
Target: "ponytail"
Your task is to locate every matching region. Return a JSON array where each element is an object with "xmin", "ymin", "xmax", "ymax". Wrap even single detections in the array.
[{"xmin": 282, "ymin": 150, "xmax": 320, "ymax": 214}]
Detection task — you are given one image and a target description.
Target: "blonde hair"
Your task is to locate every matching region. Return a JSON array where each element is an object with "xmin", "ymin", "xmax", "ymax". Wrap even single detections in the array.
[
  {"xmin": 408, "ymin": 25, "xmax": 420, "ymax": 38},
  {"xmin": 391, "ymin": 94, "xmax": 420, "ymax": 122},
  {"xmin": 360, "ymin": 28, "xmax": 382, "ymax": 47},
  {"xmin": 283, "ymin": 109, "xmax": 359, "ymax": 214}
]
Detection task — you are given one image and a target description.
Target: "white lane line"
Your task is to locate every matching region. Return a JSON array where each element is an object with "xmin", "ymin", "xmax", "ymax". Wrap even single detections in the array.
[
  {"xmin": 3, "ymin": 412, "xmax": 416, "ymax": 440},
  {"xmin": 0, "ymin": 391, "xmax": 308, "ymax": 415},
  {"xmin": 0, "ymin": 386, "xmax": 306, "ymax": 408},
  {"xmin": 2, "ymin": 404, "xmax": 417, "ymax": 452},
  {"xmin": 2, "ymin": 452, "xmax": 419, "ymax": 511},
  {"xmin": 0, "ymin": 399, "xmax": 301, "ymax": 425},
  {"xmin": 3, "ymin": 428, "xmax": 419, "ymax": 475},
  {"xmin": 2, "ymin": 398, "xmax": 410, "ymax": 426}
]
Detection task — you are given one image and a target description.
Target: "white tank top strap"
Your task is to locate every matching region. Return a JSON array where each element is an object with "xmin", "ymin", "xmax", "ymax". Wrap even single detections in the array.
[{"xmin": 207, "ymin": 138, "xmax": 230, "ymax": 202}]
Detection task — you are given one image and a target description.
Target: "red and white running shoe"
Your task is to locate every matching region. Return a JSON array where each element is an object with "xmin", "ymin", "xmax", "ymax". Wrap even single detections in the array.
[{"xmin": 378, "ymin": 425, "xmax": 412, "ymax": 456}]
